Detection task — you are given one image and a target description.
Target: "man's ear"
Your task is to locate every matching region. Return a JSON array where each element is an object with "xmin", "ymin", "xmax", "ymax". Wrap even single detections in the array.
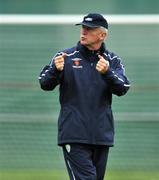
[
  {"xmin": 100, "ymin": 32, "xmax": 107, "ymax": 41},
  {"xmin": 104, "ymin": 32, "xmax": 108, "ymax": 40}
]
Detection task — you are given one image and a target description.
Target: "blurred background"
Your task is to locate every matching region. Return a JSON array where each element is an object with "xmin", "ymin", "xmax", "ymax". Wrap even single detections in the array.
[{"xmin": 0, "ymin": 0, "xmax": 159, "ymax": 180}]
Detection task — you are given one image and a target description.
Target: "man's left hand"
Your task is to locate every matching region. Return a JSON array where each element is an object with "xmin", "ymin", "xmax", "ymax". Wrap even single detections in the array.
[{"xmin": 96, "ymin": 55, "xmax": 109, "ymax": 74}]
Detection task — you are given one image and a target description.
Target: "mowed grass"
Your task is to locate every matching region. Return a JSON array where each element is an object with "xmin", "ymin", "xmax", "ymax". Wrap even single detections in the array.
[{"xmin": 0, "ymin": 170, "xmax": 159, "ymax": 180}]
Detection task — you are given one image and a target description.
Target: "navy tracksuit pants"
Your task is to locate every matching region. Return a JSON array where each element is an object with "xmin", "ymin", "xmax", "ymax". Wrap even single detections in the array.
[{"xmin": 62, "ymin": 143, "xmax": 109, "ymax": 180}]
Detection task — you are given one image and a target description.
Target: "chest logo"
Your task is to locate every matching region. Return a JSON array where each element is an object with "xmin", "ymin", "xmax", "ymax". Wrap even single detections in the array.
[{"xmin": 72, "ymin": 58, "xmax": 83, "ymax": 69}]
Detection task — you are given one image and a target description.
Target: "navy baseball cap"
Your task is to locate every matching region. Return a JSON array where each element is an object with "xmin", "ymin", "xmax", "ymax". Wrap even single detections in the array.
[{"xmin": 76, "ymin": 13, "xmax": 108, "ymax": 29}]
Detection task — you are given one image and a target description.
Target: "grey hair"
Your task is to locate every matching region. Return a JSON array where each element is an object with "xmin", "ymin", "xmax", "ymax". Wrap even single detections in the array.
[{"xmin": 99, "ymin": 26, "xmax": 108, "ymax": 33}]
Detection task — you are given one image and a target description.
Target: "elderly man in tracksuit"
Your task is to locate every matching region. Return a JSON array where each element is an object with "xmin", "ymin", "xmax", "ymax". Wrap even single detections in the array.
[{"xmin": 39, "ymin": 13, "xmax": 130, "ymax": 180}]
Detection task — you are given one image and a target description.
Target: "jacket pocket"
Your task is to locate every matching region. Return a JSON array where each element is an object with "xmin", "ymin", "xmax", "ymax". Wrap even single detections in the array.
[
  {"xmin": 97, "ymin": 108, "xmax": 114, "ymax": 133},
  {"xmin": 58, "ymin": 107, "xmax": 72, "ymax": 131}
]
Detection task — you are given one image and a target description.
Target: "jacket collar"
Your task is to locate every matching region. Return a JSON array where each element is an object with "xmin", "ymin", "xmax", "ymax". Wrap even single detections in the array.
[{"xmin": 76, "ymin": 41, "xmax": 106, "ymax": 57}]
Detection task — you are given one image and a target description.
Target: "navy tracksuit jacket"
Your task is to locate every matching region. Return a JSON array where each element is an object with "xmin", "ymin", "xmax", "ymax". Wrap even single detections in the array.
[{"xmin": 39, "ymin": 42, "xmax": 130, "ymax": 146}]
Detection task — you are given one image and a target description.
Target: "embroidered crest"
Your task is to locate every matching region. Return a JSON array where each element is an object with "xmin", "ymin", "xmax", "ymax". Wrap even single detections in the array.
[
  {"xmin": 72, "ymin": 58, "xmax": 83, "ymax": 69},
  {"xmin": 74, "ymin": 60, "xmax": 80, "ymax": 66},
  {"xmin": 66, "ymin": 144, "xmax": 71, "ymax": 153}
]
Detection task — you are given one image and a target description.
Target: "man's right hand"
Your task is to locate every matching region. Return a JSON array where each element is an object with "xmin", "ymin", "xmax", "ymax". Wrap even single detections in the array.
[{"xmin": 54, "ymin": 53, "xmax": 66, "ymax": 71}]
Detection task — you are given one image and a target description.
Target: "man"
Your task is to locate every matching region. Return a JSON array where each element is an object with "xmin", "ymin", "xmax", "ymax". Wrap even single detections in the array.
[{"xmin": 39, "ymin": 13, "xmax": 130, "ymax": 180}]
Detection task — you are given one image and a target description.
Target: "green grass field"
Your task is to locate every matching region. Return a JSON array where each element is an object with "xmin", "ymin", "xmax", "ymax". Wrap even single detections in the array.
[{"xmin": 0, "ymin": 170, "xmax": 159, "ymax": 180}]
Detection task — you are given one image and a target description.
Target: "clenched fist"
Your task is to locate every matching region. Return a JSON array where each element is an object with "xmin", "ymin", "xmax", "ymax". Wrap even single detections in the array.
[
  {"xmin": 96, "ymin": 55, "xmax": 109, "ymax": 74},
  {"xmin": 54, "ymin": 53, "xmax": 66, "ymax": 71}
]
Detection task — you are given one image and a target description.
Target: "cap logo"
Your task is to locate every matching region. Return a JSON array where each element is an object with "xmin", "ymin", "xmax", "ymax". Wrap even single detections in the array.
[{"xmin": 85, "ymin": 17, "xmax": 93, "ymax": 22}]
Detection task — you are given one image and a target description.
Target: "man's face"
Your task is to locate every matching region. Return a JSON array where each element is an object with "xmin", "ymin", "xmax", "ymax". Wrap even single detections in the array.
[{"xmin": 80, "ymin": 25, "xmax": 106, "ymax": 49}]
